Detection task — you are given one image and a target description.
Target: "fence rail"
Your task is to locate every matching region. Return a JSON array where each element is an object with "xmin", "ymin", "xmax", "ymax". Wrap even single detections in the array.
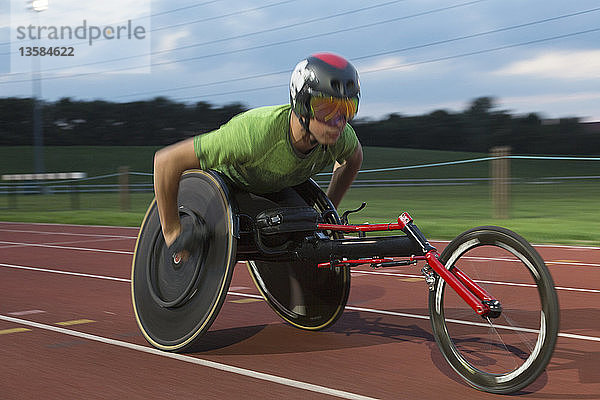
[
  {"xmin": 2, "ymin": 175, "xmax": 599, "ymax": 196},
  {"xmin": 1, "ymin": 154, "xmax": 599, "ymax": 216}
]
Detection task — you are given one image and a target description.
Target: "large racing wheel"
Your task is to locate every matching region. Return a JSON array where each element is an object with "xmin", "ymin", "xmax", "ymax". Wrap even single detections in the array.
[
  {"xmin": 247, "ymin": 179, "xmax": 351, "ymax": 330},
  {"xmin": 131, "ymin": 170, "xmax": 237, "ymax": 352},
  {"xmin": 429, "ymin": 226, "xmax": 559, "ymax": 393}
]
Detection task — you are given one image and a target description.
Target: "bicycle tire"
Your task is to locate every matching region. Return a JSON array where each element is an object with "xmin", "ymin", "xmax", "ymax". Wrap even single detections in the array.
[{"xmin": 428, "ymin": 226, "xmax": 559, "ymax": 394}]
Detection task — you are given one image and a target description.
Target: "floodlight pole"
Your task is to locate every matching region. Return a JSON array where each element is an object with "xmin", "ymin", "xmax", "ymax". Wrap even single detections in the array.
[
  {"xmin": 30, "ymin": 0, "xmax": 47, "ymax": 175},
  {"xmin": 32, "ymin": 56, "xmax": 44, "ymax": 175}
]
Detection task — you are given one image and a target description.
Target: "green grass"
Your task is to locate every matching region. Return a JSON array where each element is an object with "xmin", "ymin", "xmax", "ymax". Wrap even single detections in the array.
[
  {"xmin": 0, "ymin": 183, "xmax": 597, "ymax": 245},
  {"xmin": 0, "ymin": 192, "xmax": 154, "ymax": 226},
  {"xmin": 338, "ymin": 184, "xmax": 600, "ymax": 246},
  {"xmin": 0, "ymin": 146, "xmax": 160, "ymax": 175},
  {"xmin": 0, "ymin": 146, "xmax": 598, "ymax": 246}
]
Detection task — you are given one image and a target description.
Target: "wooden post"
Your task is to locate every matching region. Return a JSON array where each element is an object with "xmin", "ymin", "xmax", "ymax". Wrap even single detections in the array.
[
  {"xmin": 491, "ymin": 146, "xmax": 511, "ymax": 219},
  {"xmin": 9, "ymin": 184, "xmax": 18, "ymax": 209},
  {"xmin": 70, "ymin": 181, "xmax": 80, "ymax": 210},
  {"xmin": 119, "ymin": 166, "xmax": 130, "ymax": 212}
]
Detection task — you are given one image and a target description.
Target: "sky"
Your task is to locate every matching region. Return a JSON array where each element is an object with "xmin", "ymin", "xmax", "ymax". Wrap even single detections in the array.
[{"xmin": 1, "ymin": 0, "xmax": 599, "ymax": 122}]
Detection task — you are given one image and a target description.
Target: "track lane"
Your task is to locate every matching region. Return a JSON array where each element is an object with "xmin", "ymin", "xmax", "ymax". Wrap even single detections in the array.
[
  {"xmin": 2, "ymin": 318, "xmax": 350, "ymax": 400},
  {"xmin": 1, "ymin": 223, "xmax": 599, "ymax": 399}
]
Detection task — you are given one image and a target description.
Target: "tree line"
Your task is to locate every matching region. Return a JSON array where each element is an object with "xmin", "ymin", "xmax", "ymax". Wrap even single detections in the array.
[{"xmin": 1, "ymin": 96, "xmax": 598, "ymax": 154}]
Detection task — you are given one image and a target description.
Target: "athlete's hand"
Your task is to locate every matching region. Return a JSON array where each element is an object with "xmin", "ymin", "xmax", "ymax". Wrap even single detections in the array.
[{"xmin": 167, "ymin": 216, "xmax": 206, "ymax": 263}]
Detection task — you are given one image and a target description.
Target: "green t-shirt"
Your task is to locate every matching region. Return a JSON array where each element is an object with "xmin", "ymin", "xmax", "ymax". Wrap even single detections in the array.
[{"xmin": 193, "ymin": 104, "xmax": 358, "ymax": 194}]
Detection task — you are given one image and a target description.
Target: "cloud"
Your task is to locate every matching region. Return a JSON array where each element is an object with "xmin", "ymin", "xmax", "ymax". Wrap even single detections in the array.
[
  {"xmin": 154, "ymin": 29, "xmax": 189, "ymax": 55},
  {"xmin": 356, "ymin": 56, "xmax": 418, "ymax": 75},
  {"xmin": 500, "ymin": 91, "xmax": 600, "ymax": 106},
  {"xmin": 494, "ymin": 50, "xmax": 600, "ymax": 80},
  {"xmin": 498, "ymin": 91, "xmax": 600, "ymax": 121},
  {"xmin": 9, "ymin": 0, "xmax": 153, "ymax": 27}
]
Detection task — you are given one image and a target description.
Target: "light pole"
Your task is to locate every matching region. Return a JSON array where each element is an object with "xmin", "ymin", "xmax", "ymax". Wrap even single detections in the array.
[{"xmin": 28, "ymin": 0, "xmax": 48, "ymax": 175}]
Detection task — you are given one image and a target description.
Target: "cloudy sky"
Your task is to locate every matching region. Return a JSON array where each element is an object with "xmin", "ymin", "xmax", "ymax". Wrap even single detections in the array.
[{"xmin": 1, "ymin": 0, "xmax": 599, "ymax": 121}]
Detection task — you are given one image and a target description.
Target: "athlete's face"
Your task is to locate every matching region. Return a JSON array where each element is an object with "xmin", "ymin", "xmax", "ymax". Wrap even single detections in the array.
[{"xmin": 308, "ymin": 116, "xmax": 346, "ymax": 145}]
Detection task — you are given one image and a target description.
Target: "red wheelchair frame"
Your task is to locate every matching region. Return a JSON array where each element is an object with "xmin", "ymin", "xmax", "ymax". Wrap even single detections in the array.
[{"xmin": 317, "ymin": 212, "xmax": 502, "ymax": 318}]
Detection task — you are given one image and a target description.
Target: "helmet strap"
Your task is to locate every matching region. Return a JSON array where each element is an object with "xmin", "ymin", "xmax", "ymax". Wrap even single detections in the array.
[
  {"xmin": 291, "ymin": 109, "xmax": 320, "ymax": 152},
  {"xmin": 299, "ymin": 116, "xmax": 318, "ymax": 145},
  {"xmin": 299, "ymin": 114, "xmax": 310, "ymax": 132}
]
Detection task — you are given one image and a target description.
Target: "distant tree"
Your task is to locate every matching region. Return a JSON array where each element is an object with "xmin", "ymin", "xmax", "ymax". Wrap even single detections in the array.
[
  {"xmin": 0, "ymin": 96, "xmax": 596, "ymax": 154},
  {"xmin": 462, "ymin": 97, "xmax": 497, "ymax": 152}
]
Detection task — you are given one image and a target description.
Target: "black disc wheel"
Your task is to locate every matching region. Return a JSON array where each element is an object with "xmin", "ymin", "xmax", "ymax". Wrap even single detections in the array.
[
  {"xmin": 131, "ymin": 170, "xmax": 237, "ymax": 352},
  {"xmin": 428, "ymin": 226, "xmax": 559, "ymax": 394},
  {"xmin": 247, "ymin": 179, "xmax": 350, "ymax": 330}
]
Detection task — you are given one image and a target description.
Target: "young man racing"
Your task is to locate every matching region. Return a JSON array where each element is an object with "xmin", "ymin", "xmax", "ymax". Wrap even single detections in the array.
[{"xmin": 153, "ymin": 52, "xmax": 363, "ymax": 259}]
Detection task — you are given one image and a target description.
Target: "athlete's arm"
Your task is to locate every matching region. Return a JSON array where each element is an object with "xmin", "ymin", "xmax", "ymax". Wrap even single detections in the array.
[
  {"xmin": 153, "ymin": 138, "xmax": 201, "ymax": 246},
  {"xmin": 326, "ymin": 142, "xmax": 363, "ymax": 209}
]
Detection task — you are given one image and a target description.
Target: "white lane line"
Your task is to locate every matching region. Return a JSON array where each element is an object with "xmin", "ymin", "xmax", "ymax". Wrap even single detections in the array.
[
  {"xmin": 8, "ymin": 310, "xmax": 46, "ymax": 316},
  {"xmin": 0, "ymin": 263, "xmax": 131, "ymax": 282},
  {"xmin": 227, "ymin": 293, "xmax": 600, "ymax": 343},
  {"xmin": 460, "ymin": 255, "xmax": 600, "ymax": 268},
  {"xmin": 0, "ymin": 228, "xmax": 600, "ymax": 277},
  {"xmin": 0, "ymin": 237, "xmax": 135, "ymax": 250},
  {"xmin": 0, "ymin": 228, "xmax": 137, "ymax": 239},
  {"xmin": 0, "ymin": 315, "xmax": 377, "ymax": 400},
  {"xmin": 558, "ymin": 332, "xmax": 600, "ymax": 342},
  {"xmin": 534, "ymin": 243, "xmax": 600, "ymax": 250},
  {"xmin": 0, "ymin": 221, "xmax": 139, "ymax": 230},
  {"xmin": 2, "ymin": 225, "xmax": 598, "ymax": 270},
  {"xmin": 2, "ymin": 263, "xmax": 599, "ymax": 343},
  {"xmin": 431, "ymin": 240, "xmax": 600, "ymax": 251},
  {"xmin": 546, "ymin": 260, "xmax": 600, "ymax": 268},
  {"xmin": 1, "ymin": 223, "xmax": 598, "ymax": 251},
  {"xmin": 2, "ymin": 261, "xmax": 598, "ymax": 295},
  {"xmin": 229, "ymin": 286, "xmax": 251, "ymax": 291},
  {"xmin": 4, "ymin": 236, "xmax": 598, "ymax": 271},
  {"xmin": 3, "ymin": 235, "xmax": 599, "ymax": 270},
  {"xmin": 350, "ymin": 270, "xmax": 600, "ymax": 293},
  {"xmin": 346, "ymin": 305, "xmax": 600, "ymax": 342},
  {"xmin": 554, "ymin": 286, "xmax": 600, "ymax": 293},
  {"xmin": 0, "ymin": 241, "xmax": 133, "ymax": 255}
]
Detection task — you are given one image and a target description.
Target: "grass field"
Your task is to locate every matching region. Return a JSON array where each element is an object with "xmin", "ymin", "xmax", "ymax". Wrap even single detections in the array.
[
  {"xmin": 0, "ymin": 146, "xmax": 598, "ymax": 245},
  {"xmin": 339, "ymin": 184, "xmax": 599, "ymax": 245}
]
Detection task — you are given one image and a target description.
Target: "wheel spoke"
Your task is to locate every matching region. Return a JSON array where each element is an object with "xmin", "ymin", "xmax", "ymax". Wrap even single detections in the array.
[
  {"xmin": 501, "ymin": 312, "xmax": 536, "ymax": 354},
  {"xmin": 429, "ymin": 227, "xmax": 559, "ymax": 394},
  {"xmin": 485, "ymin": 316, "xmax": 520, "ymax": 371}
]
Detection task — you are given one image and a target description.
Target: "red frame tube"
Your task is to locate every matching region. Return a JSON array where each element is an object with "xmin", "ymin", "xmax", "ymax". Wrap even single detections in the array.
[
  {"xmin": 452, "ymin": 267, "xmax": 495, "ymax": 302},
  {"xmin": 317, "ymin": 212, "xmax": 413, "ymax": 233},
  {"xmin": 425, "ymin": 252, "xmax": 491, "ymax": 315},
  {"xmin": 317, "ymin": 223, "xmax": 403, "ymax": 232},
  {"xmin": 317, "ymin": 258, "xmax": 394, "ymax": 268},
  {"xmin": 316, "ymin": 214, "xmax": 498, "ymax": 317}
]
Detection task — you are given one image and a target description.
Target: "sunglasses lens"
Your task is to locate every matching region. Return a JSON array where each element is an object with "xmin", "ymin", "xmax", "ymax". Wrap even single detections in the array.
[{"xmin": 311, "ymin": 96, "xmax": 358, "ymax": 123}]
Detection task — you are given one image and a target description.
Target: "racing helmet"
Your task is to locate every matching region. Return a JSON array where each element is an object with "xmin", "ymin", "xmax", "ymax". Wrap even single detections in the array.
[{"xmin": 290, "ymin": 52, "xmax": 360, "ymax": 126}]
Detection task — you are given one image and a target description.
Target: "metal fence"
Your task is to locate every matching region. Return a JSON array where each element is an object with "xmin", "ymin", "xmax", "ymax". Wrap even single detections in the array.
[{"xmin": 1, "ymin": 153, "xmax": 599, "ymax": 216}]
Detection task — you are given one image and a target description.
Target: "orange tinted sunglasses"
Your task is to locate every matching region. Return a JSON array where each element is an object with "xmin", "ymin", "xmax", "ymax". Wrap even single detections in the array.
[{"xmin": 310, "ymin": 95, "xmax": 359, "ymax": 124}]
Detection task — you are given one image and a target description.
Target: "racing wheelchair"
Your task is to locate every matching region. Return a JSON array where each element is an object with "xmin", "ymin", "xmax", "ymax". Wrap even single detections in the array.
[{"xmin": 131, "ymin": 170, "xmax": 559, "ymax": 394}]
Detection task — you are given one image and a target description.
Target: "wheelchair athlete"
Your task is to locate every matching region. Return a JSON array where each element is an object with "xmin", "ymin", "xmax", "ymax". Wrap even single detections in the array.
[{"xmin": 154, "ymin": 52, "xmax": 363, "ymax": 260}]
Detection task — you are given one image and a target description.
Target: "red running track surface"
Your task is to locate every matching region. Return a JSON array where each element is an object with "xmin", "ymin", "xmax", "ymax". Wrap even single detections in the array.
[{"xmin": 0, "ymin": 221, "xmax": 598, "ymax": 399}]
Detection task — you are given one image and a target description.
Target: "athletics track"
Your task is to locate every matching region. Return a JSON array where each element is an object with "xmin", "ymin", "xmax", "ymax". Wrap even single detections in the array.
[{"xmin": 0, "ymin": 221, "xmax": 598, "ymax": 399}]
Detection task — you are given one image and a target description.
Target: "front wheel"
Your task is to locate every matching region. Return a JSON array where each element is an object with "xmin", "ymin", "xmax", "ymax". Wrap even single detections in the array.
[{"xmin": 428, "ymin": 226, "xmax": 559, "ymax": 394}]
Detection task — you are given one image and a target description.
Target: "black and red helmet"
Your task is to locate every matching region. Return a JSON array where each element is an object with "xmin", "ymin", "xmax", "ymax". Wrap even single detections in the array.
[{"xmin": 290, "ymin": 52, "xmax": 360, "ymax": 120}]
